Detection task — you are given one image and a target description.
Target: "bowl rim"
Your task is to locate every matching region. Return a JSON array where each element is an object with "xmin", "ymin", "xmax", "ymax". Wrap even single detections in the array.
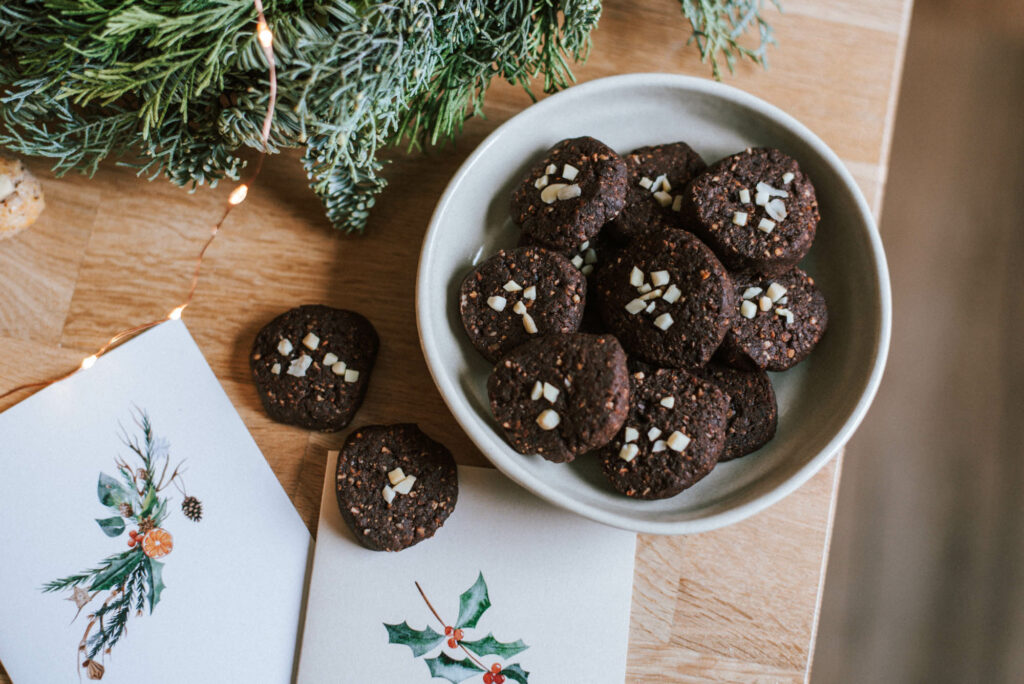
[{"xmin": 416, "ymin": 72, "xmax": 892, "ymax": 534}]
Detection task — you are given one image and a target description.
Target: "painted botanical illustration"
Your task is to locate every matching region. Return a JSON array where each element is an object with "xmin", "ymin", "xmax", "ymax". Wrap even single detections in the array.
[
  {"xmin": 386, "ymin": 573, "xmax": 530, "ymax": 683},
  {"xmin": 41, "ymin": 409, "xmax": 202, "ymax": 680}
]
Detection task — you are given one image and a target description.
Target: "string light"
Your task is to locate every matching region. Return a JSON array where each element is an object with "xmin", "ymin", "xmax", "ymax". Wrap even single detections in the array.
[{"xmin": 0, "ymin": 1, "xmax": 278, "ymax": 402}]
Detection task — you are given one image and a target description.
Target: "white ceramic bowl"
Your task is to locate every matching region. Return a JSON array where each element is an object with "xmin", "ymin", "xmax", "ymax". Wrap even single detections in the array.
[{"xmin": 416, "ymin": 73, "xmax": 891, "ymax": 534}]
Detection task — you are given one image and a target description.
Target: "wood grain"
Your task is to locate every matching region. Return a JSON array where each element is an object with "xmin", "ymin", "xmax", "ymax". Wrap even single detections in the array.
[{"xmin": 0, "ymin": 1, "xmax": 909, "ymax": 681}]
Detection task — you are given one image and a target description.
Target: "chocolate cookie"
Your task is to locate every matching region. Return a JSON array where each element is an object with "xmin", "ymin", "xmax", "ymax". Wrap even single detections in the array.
[
  {"xmin": 596, "ymin": 228, "xmax": 735, "ymax": 369},
  {"xmin": 250, "ymin": 305, "xmax": 379, "ymax": 431},
  {"xmin": 510, "ymin": 136, "xmax": 627, "ymax": 250},
  {"xmin": 683, "ymin": 147, "xmax": 819, "ymax": 276},
  {"xmin": 607, "ymin": 142, "xmax": 707, "ymax": 242},
  {"xmin": 459, "ymin": 246, "xmax": 586, "ymax": 363},
  {"xmin": 487, "ymin": 333, "xmax": 630, "ymax": 463},
  {"xmin": 693, "ymin": 362, "xmax": 777, "ymax": 461},
  {"xmin": 599, "ymin": 367, "xmax": 729, "ymax": 499},
  {"xmin": 718, "ymin": 267, "xmax": 828, "ymax": 371},
  {"xmin": 335, "ymin": 424, "xmax": 458, "ymax": 552}
]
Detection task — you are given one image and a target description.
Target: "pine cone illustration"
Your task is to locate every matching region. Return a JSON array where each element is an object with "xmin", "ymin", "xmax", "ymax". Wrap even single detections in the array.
[
  {"xmin": 181, "ymin": 496, "xmax": 203, "ymax": 522},
  {"xmin": 118, "ymin": 502, "xmax": 133, "ymax": 518},
  {"xmin": 137, "ymin": 517, "xmax": 155, "ymax": 535},
  {"xmin": 83, "ymin": 658, "xmax": 105, "ymax": 680}
]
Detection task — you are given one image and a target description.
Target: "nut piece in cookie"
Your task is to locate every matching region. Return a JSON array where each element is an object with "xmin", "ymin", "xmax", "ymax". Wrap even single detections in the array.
[
  {"xmin": 596, "ymin": 228, "xmax": 735, "ymax": 369},
  {"xmin": 487, "ymin": 333, "xmax": 630, "ymax": 463},
  {"xmin": 607, "ymin": 142, "xmax": 707, "ymax": 242},
  {"xmin": 683, "ymin": 147, "xmax": 819, "ymax": 276},
  {"xmin": 599, "ymin": 367, "xmax": 729, "ymax": 499},
  {"xmin": 510, "ymin": 136, "xmax": 627, "ymax": 250},
  {"xmin": 718, "ymin": 267, "xmax": 828, "ymax": 371},
  {"xmin": 459, "ymin": 246, "xmax": 586, "ymax": 363},
  {"xmin": 693, "ymin": 362, "xmax": 777, "ymax": 461},
  {"xmin": 0, "ymin": 156, "xmax": 45, "ymax": 240},
  {"xmin": 250, "ymin": 305, "xmax": 379, "ymax": 431},
  {"xmin": 335, "ymin": 424, "xmax": 458, "ymax": 552}
]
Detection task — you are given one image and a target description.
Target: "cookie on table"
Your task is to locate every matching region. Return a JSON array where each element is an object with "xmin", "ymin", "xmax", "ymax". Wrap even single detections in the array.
[
  {"xmin": 488, "ymin": 333, "xmax": 630, "ymax": 463},
  {"xmin": 606, "ymin": 142, "xmax": 707, "ymax": 242},
  {"xmin": 510, "ymin": 136, "xmax": 627, "ymax": 250},
  {"xmin": 0, "ymin": 156, "xmax": 45, "ymax": 240},
  {"xmin": 693, "ymin": 362, "xmax": 777, "ymax": 461},
  {"xmin": 683, "ymin": 147, "xmax": 819, "ymax": 276},
  {"xmin": 250, "ymin": 305, "xmax": 379, "ymax": 431},
  {"xmin": 335, "ymin": 424, "xmax": 458, "ymax": 552},
  {"xmin": 459, "ymin": 246, "xmax": 586, "ymax": 364},
  {"xmin": 718, "ymin": 267, "xmax": 828, "ymax": 371},
  {"xmin": 599, "ymin": 367, "xmax": 729, "ymax": 500},
  {"xmin": 595, "ymin": 228, "xmax": 735, "ymax": 369}
]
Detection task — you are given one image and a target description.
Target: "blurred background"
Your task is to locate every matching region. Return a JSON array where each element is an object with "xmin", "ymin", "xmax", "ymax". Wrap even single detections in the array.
[{"xmin": 814, "ymin": 0, "xmax": 1024, "ymax": 681}]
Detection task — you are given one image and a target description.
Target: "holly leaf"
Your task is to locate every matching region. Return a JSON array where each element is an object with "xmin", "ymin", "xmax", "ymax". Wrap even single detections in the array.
[
  {"xmin": 461, "ymin": 633, "xmax": 529, "ymax": 659},
  {"xmin": 89, "ymin": 551, "xmax": 143, "ymax": 591},
  {"xmin": 145, "ymin": 557, "xmax": 165, "ymax": 613},
  {"xmin": 139, "ymin": 486, "xmax": 157, "ymax": 517},
  {"xmin": 384, "ymin": 621, "xmax": 445, "ymax": 657},
  {"xmin": 424, "ymin": 653, "xmax": 484, "ymax": 683},
  {"xmin": 97, "ymin": 472, "xmax": 129, "ymax": 508},
  {"xmin": 95, "ymin": 516, "xmax": 125, "ymax": 538},
  {"xmin": 455, "ymin": 572, "xmax": 490, "ymax": 629},
  {"xmin": 500, "ymin": 663, "xmax": 529, "ymax": 683}
]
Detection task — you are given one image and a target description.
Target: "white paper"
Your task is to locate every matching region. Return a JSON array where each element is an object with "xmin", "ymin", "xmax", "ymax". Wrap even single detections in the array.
[
  {"xmin": 0, "ymin": 320, "xmax": 311, "ymax": 683},
  {"xmin": 298, "ymin": 458, "xmax": 636, "ymax": 684}
]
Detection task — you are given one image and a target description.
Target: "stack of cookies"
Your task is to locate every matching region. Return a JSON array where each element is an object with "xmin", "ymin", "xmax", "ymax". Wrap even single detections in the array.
[{"xmin": 459, "ymin": 137, "xmax": 828, "ymax": 500}]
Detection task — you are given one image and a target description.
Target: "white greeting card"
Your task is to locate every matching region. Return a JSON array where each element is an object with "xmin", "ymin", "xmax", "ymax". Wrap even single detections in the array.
[
  {"xmin": 0, "ymin": 321, "xmax": 311, "ymax": 683},
  {"xmin": 298, "ymin": 458, "xmax": 636, "ymax": 684}
]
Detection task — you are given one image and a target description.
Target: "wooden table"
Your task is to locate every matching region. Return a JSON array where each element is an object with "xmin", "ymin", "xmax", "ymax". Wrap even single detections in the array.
[{"xmin": 0, "ymin": 1, "xmax": 910, "ymax": 680}]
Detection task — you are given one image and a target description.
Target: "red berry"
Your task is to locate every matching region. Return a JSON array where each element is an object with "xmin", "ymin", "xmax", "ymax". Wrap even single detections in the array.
[
  {"xmin": 127, "ymin": 538, "xmax": 136, "ymax": 546},
  {"xmin": 494, "ymin": 675, "xmax": 505, "ymax": 684},
  {"xmin": 444, "ymin": 626, "xmax": 453, "ymax": 636},
  {"xmin": 454, "ymin": 629, "xmax": 464, "ymax": 640},
  {"xmin": 447, "ymin": 638, "xmax": 456, "ymax": 648},
  {"xmin": 129, "ymin": 530, "xmax": 138, "ymax": 538},
  {"xmin": 483, "ymin": 674, "xmax": 493, "ymax": 684},
  {"xmin": 491, "ymin": 664, "xmax": 501, "ymax": 673}
]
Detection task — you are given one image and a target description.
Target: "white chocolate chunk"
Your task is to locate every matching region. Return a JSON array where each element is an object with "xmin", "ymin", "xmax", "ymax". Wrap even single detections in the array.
[
  {"xmin": 653, "ymin": 313, "xmax": 674, "ymax": 330},
  {"xmin": 629, "ymin": 266, "xmax": 644, "ymax": 287},
  {"xmin": 344, "ymin": 368, "xmax": 360, "ymax": 383},
  {"xmin": 756, "ymin": 181, "xmax": 789, "ymax": 198},
  {"xmin": 647, "ymin": 427, "xmax": 662, "ymax": 441},
  {"xmin": 331, "ymin": 361, "xmax": 348, "ymax": 375},
  {"xmin": 660, "ymin": 176, "xmax": 672, "ymax": 192},
  {"xmin": 562, "ymin": 164, "xmax": 579, "ymax": 181},
  {"xmin": 639, "ymin": 176, "xmax": 653, "ymax": 189},
  {"xmin": 382, "ymin": 485, "xmax": 396, "ymax": 504},
  {"xmin": 393, "ymin": 475, "xmax": 417, "ymax": 495},
  {"xmin": 536, "ymin": 409, "xmax": 560, "ymax": 430},
  {"xmin": 503, "ymin": 279, "xmax": 522, "ymax": 292},
  {"xmin": 625, "ymin": 298, "xmax": 646, "ymax": 314},
  {"xmin": 571, "ymin": 254, "xmax": 584, "ymax": 268},
  {"xmin": 644, "ymin": 301, "xmax": 656, "ymax": 314},
  {"xmin": 580, "ymin": 240, "xmax": 590, "ymax": 250},
  {"xmin": 534, "ymin": 174, "xmax": 549, "ymax": 190},
  {"xmin": 782, "ymin": 171, "xmax": 795, "ymax": 184},
  {"xmin": 662, "ymin": 284, "xmax": 682, "ymax": 304},
  {"xmin": 638, "ymin": 282, "xmax": 652, "ymax": 294},
  {"xmin": 557, "ymin": 184, "xmax": 582, "ymax": 201},
  {"xmin": 738, "ymin": 188, "xmax": 751, "ymax": 203},
  {"xmin": 540, "ymin": 183, "xmax": 566, "ymax": 204},
  {"xmin": 271, "ymin": 363, "xmax": 281, "ymax": 375},
  {"xmin": 523, "ymin": 286, "xmax": 537, "ymax": 300},
  {"xmin": 624, "ymin": 427, "xmax": 639, "ymax": 443},
  {"xmin": 388, "ymin": 467, "xmax": 406, "ymax": 485},
  {"xmin": 766, "ymin": 282, "xmax": 787, "ymax": 302},
  {"xmin": 765, "ymin": 198, "xmax": 787, "ymax": 222},
  {"xmin": 542, "ymin": 382, "xmax": 560, "ymax": 403},
  {"xmin": 323, "ymin": 352, "xmax": 339, "ymax": 366},
  {"xmin": 546, "ymin": 164, "xmax": 557, "ymax": 175},
  {"xmin": 287, "ymin": 354, "xmax": 313, "ymax": 377},
  {"xmin": 639, "ymin": 288, "xmax": 663, "ymax": 301},
  {"xmin": 757, "ymin": 218, "xmax": 775, "ymax": 233},
  {"xmin": 277, "ymin": 338, "xmax": 294, "ymax": 355},
  {"xmin": 659, "ymin": 396, "xmax": 675, "ymax": 409},
  {"xmin": 522, "ymin": 312, "xmax": 538, "ymax": 334},
  {"xmin": 777, "ymin": 296, "xmax": 788, "ymax": 305},
  {"xmin": 759, "ymin": 296, "xmax": 772, "ymax": 312},
  {"xmin": 619, "ymin": 443, "xmax": 639, "ymax": 462},
  {"xmin": 487, "ymin": 295, "xmax": 507, "ymax": 312},
  {"xmin": 652, "ymin": 440, "xmax": 667, "ymax": 453},
  {"xmin": 653, "ymin": 190, "xmax": 673, "ymax": 207},
  {"xmin": 583, "ymin": 248, "xmax": 598, "ymax": 265},
  {"xmin": 755, "ymin": 191, "xmax": 769, "ymax": 206},
  {"xmin": 740, "ymin": 300, "xmax": 758, "ymax": 319},
  {"xmin": 667, "ymin": 430, "xmax": 691, "ymax": 452},
  {"xmin": 776, "ymin": 307, "xmax": 795, "ymax": 326},
  {"xmin": 580, "ymin": 264, "xmax": 594, "ymax": 276},
  {"xmin": 302, "ymin": 332, "xmax": 320, "ymax": 350},
  {"xmin": 531, "ymin": 381, "xmax": 544, "ymax": 400},
  {"xmin": 742, "ymin": 287, "xmax": 763, "ymax": 300},
  {"xmin": 732, "ymin": 211, "xmax": 748, "ymax": 226},
  {"xmin": 671, "ymin": 195, "xmax": 683, "ymax": 212},
  {"xmin": 512, "ymin": 300, "xmax": 527, "ymax": 315},
  {"xmin": 650, "ymin": 270, "xmax": 670, "ymax": 287}
]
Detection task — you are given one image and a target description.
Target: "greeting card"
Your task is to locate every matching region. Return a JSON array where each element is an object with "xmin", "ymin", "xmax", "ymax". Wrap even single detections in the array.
[
  {"xmin": 0, "ymin": 321, "xmax": 311, "ymax": 683},
  {"xmin": 298, "ymin": 458, "xmax": 637, "ymax": 683}
]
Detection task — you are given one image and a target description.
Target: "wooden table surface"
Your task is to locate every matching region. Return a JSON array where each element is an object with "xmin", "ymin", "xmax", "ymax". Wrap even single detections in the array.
[{"xmin": 0, "ymin": 1, "xmax": 910, "ymax": 681}]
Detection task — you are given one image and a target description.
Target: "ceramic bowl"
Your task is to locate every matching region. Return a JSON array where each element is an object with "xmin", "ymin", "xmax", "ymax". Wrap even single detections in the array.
[{"xmin": 416, "ymin": 73, "xmax": 891, "ymax": 534}]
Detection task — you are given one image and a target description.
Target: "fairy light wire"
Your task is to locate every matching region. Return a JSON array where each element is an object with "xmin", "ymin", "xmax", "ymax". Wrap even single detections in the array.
[{"xmin": 0, "ymin": 1, "xmax": 278, "ymax": 403}]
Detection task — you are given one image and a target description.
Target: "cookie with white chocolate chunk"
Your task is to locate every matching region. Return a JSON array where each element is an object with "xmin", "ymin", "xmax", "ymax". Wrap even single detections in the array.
[
  {"xmin": 250, "ymin": 305, "xmax": 379, "ymax": 431},
  {"xmin": 487, "ymin": 333, "xmax": 630, "ymax": 463},
  {"xmin": 335, "ymin": 424, "xmax": 458, "ymax": 552},
  {"xmin": 0, "ymin": 156, "xmax": 45, "ymax": 240}
]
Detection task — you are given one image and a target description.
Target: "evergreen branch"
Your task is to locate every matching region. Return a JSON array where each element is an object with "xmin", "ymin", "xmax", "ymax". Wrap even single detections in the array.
[
  {"xmin": 42, "ymin": 552, "xmax": 136, "ymax": 593},
  {"xmin": 678, "ymin": 0, "xmax": 779, "ymax": 79}
]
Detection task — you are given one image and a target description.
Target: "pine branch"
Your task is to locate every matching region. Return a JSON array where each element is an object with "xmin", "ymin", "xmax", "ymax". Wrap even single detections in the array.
[
  {"xmin": 42, "ymin": 552, "xmax": 135, "ymax": 593},
  {"xmin": 678, "ymin": 0, "xmax": 780, "ymax": 79}
]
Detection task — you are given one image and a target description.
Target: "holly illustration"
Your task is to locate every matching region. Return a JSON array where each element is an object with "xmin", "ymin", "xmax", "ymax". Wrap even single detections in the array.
[{"xmin": 385, "ymin": 573, "xmax": 530, "ymax": 683}]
